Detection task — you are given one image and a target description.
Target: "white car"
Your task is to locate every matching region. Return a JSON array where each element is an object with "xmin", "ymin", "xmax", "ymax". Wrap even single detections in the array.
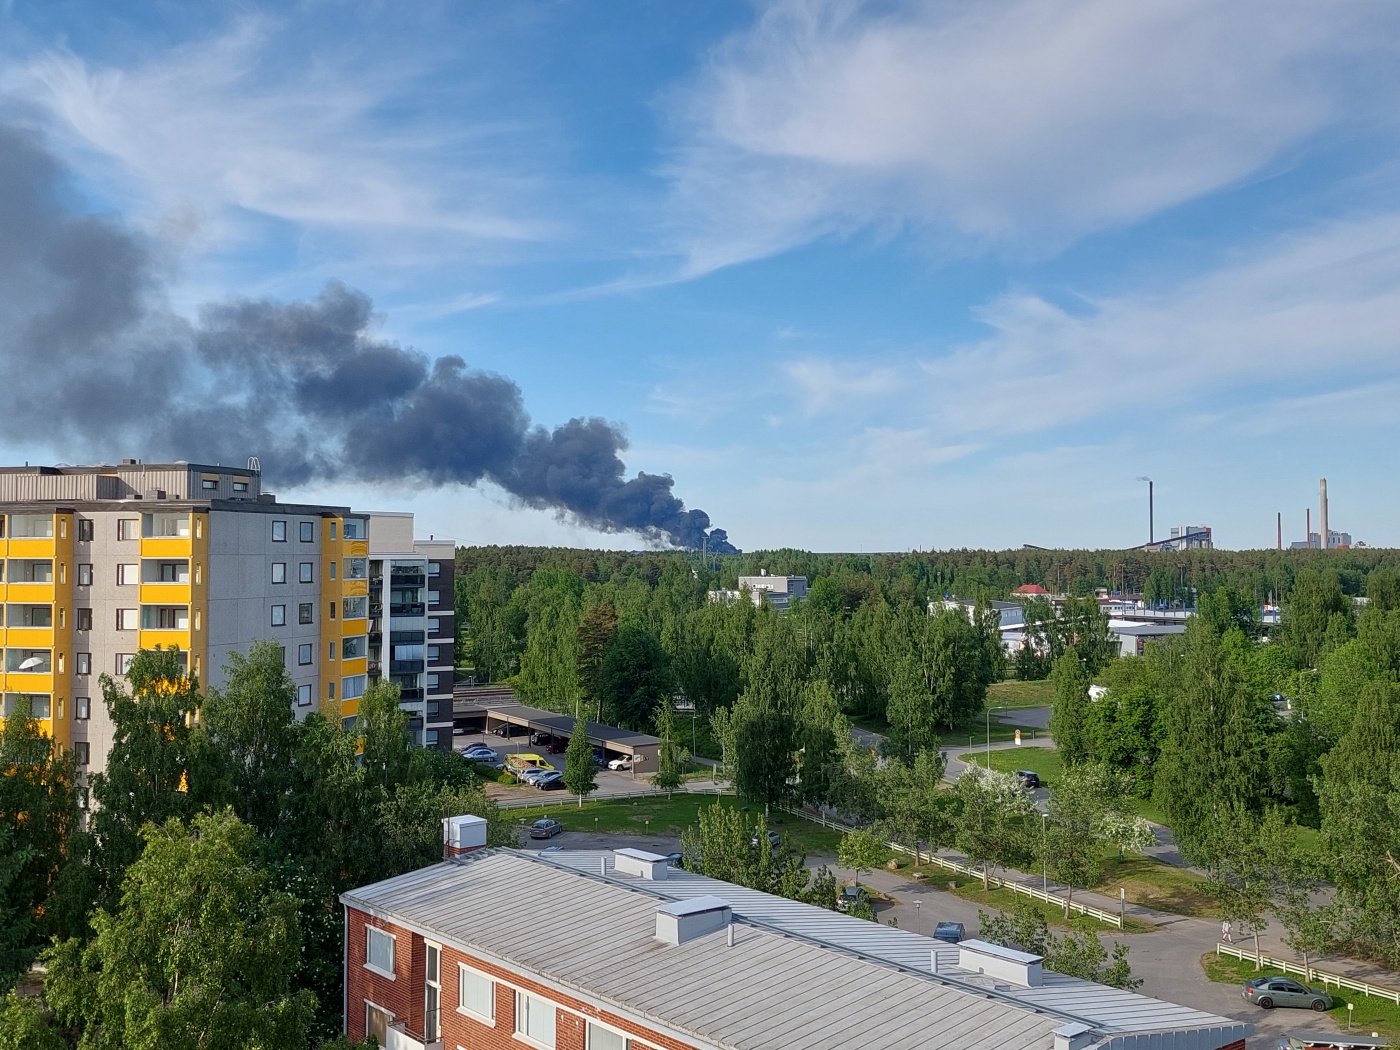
[
  {"xmin": 518, "ymin": 767, "xmax": 555, "ymax": 784},
  {"xmin": 460, "ymin": 745, "xmax": 499, "ymax": 762},
  {"xmin": 607, "ymin": 755, "xmax": 633, "ymax": 771}
]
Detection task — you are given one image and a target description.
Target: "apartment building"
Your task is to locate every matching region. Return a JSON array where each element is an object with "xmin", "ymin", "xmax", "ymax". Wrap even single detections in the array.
[
  {"xmin": 0, "ymin": 460, "xmax": 438, "ymax": 773},
  {"xmin": 341, "ymin": 837, "xmax": 1250, "ymax": 1050},
  {"xmin": 366, "ymin": 514, "xmax": 456, "ymax": 749}
]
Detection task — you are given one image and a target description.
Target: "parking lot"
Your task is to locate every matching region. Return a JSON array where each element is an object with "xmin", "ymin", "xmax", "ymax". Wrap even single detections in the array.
[{"xmin": 451, "ymin": 727, "xmax": 671, "ymax": 796}]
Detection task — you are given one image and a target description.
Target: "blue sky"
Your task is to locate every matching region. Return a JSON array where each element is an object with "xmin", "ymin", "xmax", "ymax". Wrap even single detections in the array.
[{"xmin": 4, "ymin": 0, "xmax": 1400, "ymax": 552}]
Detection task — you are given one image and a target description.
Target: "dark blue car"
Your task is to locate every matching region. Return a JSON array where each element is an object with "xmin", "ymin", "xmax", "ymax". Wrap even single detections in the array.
[{"xmin": 933, "ymin": 922, "xmax": 965, "ymax": 944}]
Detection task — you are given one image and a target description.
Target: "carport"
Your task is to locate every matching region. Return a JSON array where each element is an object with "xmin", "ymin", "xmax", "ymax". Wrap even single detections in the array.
[{"xmin": 453, "ymin": 692, "xmax": 661, "ymax": 774}]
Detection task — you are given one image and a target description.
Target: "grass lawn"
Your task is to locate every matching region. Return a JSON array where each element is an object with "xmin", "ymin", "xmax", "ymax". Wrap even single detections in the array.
[
  {"xmin": 933, "ymin": 873, "xmax": 1152, "ymax": 934},
  {"xmin": 1200, "ymin": 952, "xmax": 1400, "ymax": 1041},
  {"xmin": 1097, "ymin": 854, "xmax": 1218, "ymax": 918},
  {"xmin": 986, "ymin": 680, "xmax": 1056, "ymax": 708},
  {"xmin": 965, "ymin": 746, "xmax": 1063, "ymax": 786},
  {"xmin": 506, "ymin": 793, "xmax": 845, "ymax": 857}
]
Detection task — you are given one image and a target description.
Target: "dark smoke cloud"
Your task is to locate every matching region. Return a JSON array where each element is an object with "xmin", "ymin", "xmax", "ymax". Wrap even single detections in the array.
[{"xmin": 0, "ymin": 120, "xmax": 738, "ymax": 553}]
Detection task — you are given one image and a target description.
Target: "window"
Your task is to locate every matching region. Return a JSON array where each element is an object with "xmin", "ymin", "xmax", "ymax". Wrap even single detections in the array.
[
  {"xmin": 328, "ymin": 642, "xmax": 336, "ymax": 661},
  {"xmin": 9, "ymin": 513, "xmax": 53, "ymax": 538},
  {"xmin": 116, "ymin": 563, "xmax": 138, "ymax": 585},
  {"xmin": 427, "ymin": 673, "xmax": 440, "ymax": 689},
  {"xmin": 75, "ymin": 696, "xmax": 89, "ymax": 720},
  {"xmin": 343, "ymin": 636, "xmax": 366, "ymax": 659},
  {"xmin": 343, "ymin": 595, "xmax": 368, "ymax": 619},
  {"xmin": 232, "ymin": 480, "xmax": 249, "ymax": 493},
  {"xmin": 116, "ymin": 609, "xmax": 138, "ymax": 631},
  {"xmin": 270, "ymin": 605, "xmax": 286, "ymax": 627},
  {"xmin": 342, "ymin": 675, "xmax": 366, "ymax": 700},
  {"xmin": 429, "ymin": 561, "xmax": 441, "ymax": 576},
  {"xmin": 344, "ymin": 519, "xmax": 362, "ymax": 539},
  {"xmin": 299, "ymin": 562, "xmax": 314, "ymax": 584},
  {"xmin": 297, "ymin": 684, "xmax": 312, "ymax": 707},
  {"xmin": 328, "ymin": 681, "xmax": 336, "ymax": 700},
  {"xmin": 588, "ymin": 1024, "xmax": 629, "ymax": 1050},
  {"xmin": 365, "ymin": 928, "xmax": 394, "ymax": 977},
  {"xmin": 515, "ymin": 992, "xmax": 555, "ymax": 1048},
  {"xmin": 299, "ymin": 521, "xmax": 314, "ymax": 543},
  {"xmin": 74, "ymin": 742, "xmax": 90, "ymax": 767},
  {"xmin": 425, "ymin": 943, "xmax": 442, "ymax": 1043},
  {"xmin": 76, "ymin": 653, "xmax": 91, "ymax": 675},
  {"xmin": 429, "ymin": 590, "xmax": 441, "ymax": 607},
  {"xmin": 77, "ymin": 519, "xmax": 93, "ymax": 542},
  {"xmin": 272, "ymin": 520, "xmax": 287, "ymax": 542},
  {"xmin": 428, "ymin": 618, "xmax": 441, "ymax": 634},
  {"xmin": 329, "ymin": 601, "xmax": 337, "ymax": 620},
  {"xmin": 329, "ymin": 521, "xmax": 338, "ymax": 540},
  {"xmin": 271, "ymin": 562, "xmax": 287, "ymax": 584},
  {"xmin": 117, "ymin": 519, "xmax": 139, "ymax": 541},
  {"xmin": 456, "ymin": 968, "xmax": 495, "ymax": 1024},
  {"xmin": 158, "ymin": 561, "xmax": 186, "ymax": 583},
  {"xmin": 201, "ymin": 478, "xmax": 218, "ymax": 490},
  {"xmin": 346, "ymin": 555, "xmax": 371, "ymax": 579},
  {"xmin": 365, "ymin": 1003, "xmax": 391, "ymax": 1047},
  {"xmin": 3, "ymin": 693, "xmax": 51, "ymax": 718},
  {"xmin": 76, "ymin": 608, "xmax": 92, "ymax": 631},
  {"xmin": 299, "ymin": 603, "xmax": 314, "ymax": 625},
  {"xmin": 298, "ymin": 643, "xmax": 313, "ymax": 666},
  {"xmin": 145, "ymin": 512, "xmax": 190, "ymax": 538},
  {"xmin": 425, "ymin": 728, "xmax": 439, "ymax": 746},
  {"xmin": 116, "ymin": 654, "xmax": 134, "ymax": 675},
  {"xmin": 428, "ymin": 646, "xmax": 441, "ymax": 662}
]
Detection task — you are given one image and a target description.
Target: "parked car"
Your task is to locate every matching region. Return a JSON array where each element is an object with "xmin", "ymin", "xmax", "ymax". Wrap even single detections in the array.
[
  {"xmin": 1278, "ymin": 1034, "xmax": 1390, "ymax": 1049},
  {"xmin": 533, "ymin": 771, "xmax": 565, "ymax": 789},
  {"xmin": 460, "ymin": 745, "xmax": 498, "ymax": 762},
  {"xmin": 540, "ymin": 845, "xmax": 565, "ymax": 854},
  {"xmin": 750, "ymin": 829, "xmax": 781, "ymax": 850},
  {"xmin": 593, "ymin": 749, "xmax": 606, "ymax": 767},
  {"xmin": 836, "ymin": 885, "xmax": 869, "ymax": 913},
  {"xmin": 607, "ymin": 755, "xmax": 633, "ymax": 771},
  {"xmin": 1242, "ymin": 976, "xmax": 1333, "ymax": 1012},
  {"xmin": 531, "ymin": 732, "xmax": 555, "ymax": 747},
  {"xmin": 1015, "ymin": 770, "xmax": 1042, "ymax": 790},
  {"xmin": 933, "ymin": 922, "xmax": 966, "ymax": 944},
  {"xmin": 452, "ymin": 726, "xmax": 467, "ymax": 736},
  {"xmin": 493, "ymin": 723, "xmax": 524, "ymax": 738},
  {"xmin": 517, "ymin": 767, "xmax": 555, "ymax": 785},
  {"xmin": 664, "ymin": 852, "xmax": 685, "ymax": 869},
  {"xmin": 528, "ymin": 818, "xmax": 563, "ymax": 839}
]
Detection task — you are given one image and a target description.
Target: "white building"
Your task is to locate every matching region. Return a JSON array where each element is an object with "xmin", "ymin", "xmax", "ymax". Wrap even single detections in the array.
[{"xmin": 709, "ymin": 571, "xmax": 809, "ymax": 611}]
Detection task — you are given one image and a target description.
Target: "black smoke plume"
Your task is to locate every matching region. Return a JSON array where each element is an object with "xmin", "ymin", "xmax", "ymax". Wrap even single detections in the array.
[{"xmin": 0, "ymin": 120, "xmax": 737, "ymax": 553}]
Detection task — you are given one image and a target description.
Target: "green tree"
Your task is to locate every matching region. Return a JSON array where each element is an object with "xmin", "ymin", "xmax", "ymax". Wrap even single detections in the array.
[
  {"xmin": 837, "ymin": 827, "xmax": 887, "ymax": 884},
  {"xmin": 0, "ymin": 992, "xmax": 67, "ymax": 1050},
  {"xmin": 600, "ymin": 624, "xmax": 673, "ymax": 730},
  {"xmin": 978, "ymin": 902, "xmax": 1142, "ymax": 989},
  {"xmin": 90, "ymin": 648, "xmax": 201, "ymax": 907},
  {"xmin": 1283, "ymin": 568, "xmax": 1354, "ymax": 669},
  {"xmin": 46, "ymin": 809, "xmax": 317, "ymax": 1049},
  {"xmin": 1048, "ymin": 651, "xmax": 1091, "ymax": 766},
  {"xmin": 575, "ymin": 600, "xmax": 619, "ymax": 720},
  {"xmin": 876, "ymin": 748, "xmax": 952, "ymax": 865},
  {"xmin": 563, "ymin": 718, "xmax": 598, "ymax": 803},
  {"xmin": 650, "ymin": 703, "xmax": 688, "ymax": 792},
  {"xmin": 953, "ymin": 766, "xmax": 1036, "ymax": 890},
  {"xmin": 357, "ymin": 679, "xmax": 411, "ymax": 795},
  {"xmin": 679, "ymin": 805, "xmax": 811, "ymax": 900}
]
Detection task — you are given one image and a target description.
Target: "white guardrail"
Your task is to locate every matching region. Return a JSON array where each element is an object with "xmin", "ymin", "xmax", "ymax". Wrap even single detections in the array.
[
  {"xmin": 779, "ymin": 805, "xmax": 1124, "ymax": 929},
  {"xmin": 1215, "ymin": 944, "xmax": 1400, "ymax": 1005},
  {"xmin": 497, "ymin": 784, "xmax": 729, "ymax": 811}
]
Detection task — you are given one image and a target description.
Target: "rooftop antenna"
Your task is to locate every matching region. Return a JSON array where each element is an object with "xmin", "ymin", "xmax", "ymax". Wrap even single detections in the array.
[{"xmin": 1136, "ymin": 477, "xmax": 1154, "ymax": 545}]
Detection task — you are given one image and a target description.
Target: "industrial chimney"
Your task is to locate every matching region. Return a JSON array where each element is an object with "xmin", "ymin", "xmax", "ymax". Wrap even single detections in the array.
[{"xmin": 1320, "ymin": 479, "xmax": 1329, "ymax": 551}]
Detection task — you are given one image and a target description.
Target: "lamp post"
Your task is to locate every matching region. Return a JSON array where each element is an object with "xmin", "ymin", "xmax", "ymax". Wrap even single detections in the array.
[
  {"xmin": 1041, "ymin": 812, "xmax": 1049, "ymax": 893},
  {"xmin": 914, "ymin": 900, "xmax": 921, "ymax": 932}
]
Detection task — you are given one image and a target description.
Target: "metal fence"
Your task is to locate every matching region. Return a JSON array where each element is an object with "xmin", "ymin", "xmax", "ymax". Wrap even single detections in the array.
[
  {"xmin": 779, "ymin": 805, "xmax": 1124, "ymax": 929},
  {"xmin": 1214, "ymin": 944, "xmax": 1400, "ymax": 1005}
]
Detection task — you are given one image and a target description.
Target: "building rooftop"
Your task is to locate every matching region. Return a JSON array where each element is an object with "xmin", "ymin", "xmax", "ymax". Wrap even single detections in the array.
[{"xmin": 342, "ymin": 849, "xmax": 1248, "ymax": 1050}]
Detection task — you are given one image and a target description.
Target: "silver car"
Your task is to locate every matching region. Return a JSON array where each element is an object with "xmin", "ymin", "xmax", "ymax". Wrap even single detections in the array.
[{"xmin": 1242, "ymin": 976, "xmax": 1333, "ymax": 1011}]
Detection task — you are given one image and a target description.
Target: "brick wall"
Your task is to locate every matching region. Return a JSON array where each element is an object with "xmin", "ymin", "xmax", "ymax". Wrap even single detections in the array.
[{"xmin": 344, "ymin": 907, "xmax": 696, "ymax": 1049}]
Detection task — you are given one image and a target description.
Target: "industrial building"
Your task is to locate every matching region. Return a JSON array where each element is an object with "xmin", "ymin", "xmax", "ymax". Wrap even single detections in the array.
[
  {"xmin": 340, "ymin": 834, "xmax": 1250, "ymax": 1050},
  {"xmin": 708, "ymin": 571, "xmax": 809, "ymax": 611},
  {"xmin": 0, "ymin": 459, "xmax": 454, "ymax": 772}
]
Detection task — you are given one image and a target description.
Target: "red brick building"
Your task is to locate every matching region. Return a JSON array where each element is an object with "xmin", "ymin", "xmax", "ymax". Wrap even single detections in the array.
[{"xmin": 340, "ymin": 825, "xmax": 1250, "ymax": 1050}]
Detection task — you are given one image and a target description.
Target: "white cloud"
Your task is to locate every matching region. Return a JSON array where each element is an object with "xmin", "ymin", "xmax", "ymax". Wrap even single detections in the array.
[
  {"xmin": 4, "ymin": 15, "xmax": 544, "ymax": 265},
  {"xmin": 668, "ymin": 0, "xmax": 1399, "ymax": 273}
]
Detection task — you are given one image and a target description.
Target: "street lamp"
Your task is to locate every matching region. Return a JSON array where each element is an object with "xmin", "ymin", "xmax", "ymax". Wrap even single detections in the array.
[
  {"xmin": 1041, "ymin": 812, "xmax": 1049, "ymax": 893},
  {"xmin": 914, "ymin": 900, "xmax": 921, "ymax": 932}
]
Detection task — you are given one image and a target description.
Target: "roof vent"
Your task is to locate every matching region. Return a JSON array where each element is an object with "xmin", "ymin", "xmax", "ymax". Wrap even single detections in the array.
[
  {"xmin": 443, "ymin": 814, "xmax": 488, "ymax": 859},
  {"xmin": 957, "ymin": 939, "xmax": 1043, "ymax": 988},
  {"xmin": 654, "ymin": 896, "xmax": 731, "ymax": 946},
  {"xmin": 613, "ymin": 848, "xmax": 669, "ymax": 881},
  {"xmin": 1052, "ymin": 1022, "xmax": 1096, "ymax": 1050}
]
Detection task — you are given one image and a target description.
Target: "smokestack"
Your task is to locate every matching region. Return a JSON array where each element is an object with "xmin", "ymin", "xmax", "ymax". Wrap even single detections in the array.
[
  {"xmin": 1307, "ymin": 508, "xmax": 1311, "ymax": 548},
  {"xmin": 1320, "ymin": 478, "xmax": 1329, "ymax": 551},
  {"xmin": 1277, "ymin": 512, "xmax": 1282, "ymax": 551}
]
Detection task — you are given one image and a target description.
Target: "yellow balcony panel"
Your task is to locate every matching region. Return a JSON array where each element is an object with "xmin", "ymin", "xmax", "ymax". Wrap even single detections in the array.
[
  {"xmin": 141, "ymin": 537, "xmax": 192, "ymax": 558},
  {"xmin": 340, "ymin": 657, "xmax": 367, "ymax": 676},
  {"xmin": 341, "ymin": 579, "xmax": 368, "ymax": 597},
  {"xmin": 4, "ymin": 672, "xmax": 54, "ymax": 692},
  {"xmin": 6, "ymin": 538, "xmax": 56, "ymax": 558},
  {"xmin": 139, "ymin": 630, "xmax": 191, "ymax": 652},
  {"xmin": 4, "ymin": 627, "xmax": 55, "ymax": 648},
  {"xmin": 345, "ymin": 540, "xmax": 369, "ymax": 557},
  {"xmin": 341, "ymin": 617, "xmax": 368, "ymax": 636},
  {"xmin": 139, "ymin": 583, "xmax": 192, "ymax": 605},
  {"xmin": 6, "ymin": 583, "xmax": 54, "ymax": 603},
  {"xmin": 339, "ymin": 698, "xmax": 362, "ymax": 718}
]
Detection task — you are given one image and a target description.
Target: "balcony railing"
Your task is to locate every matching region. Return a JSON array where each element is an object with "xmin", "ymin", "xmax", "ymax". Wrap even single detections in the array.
[
  {"xmin": 390, "ymin": 603, "xmax": 425, "ymax": 617},
  {"xmin": 390, "ymin": 660, "xmax": 425, "ymax": 675}
]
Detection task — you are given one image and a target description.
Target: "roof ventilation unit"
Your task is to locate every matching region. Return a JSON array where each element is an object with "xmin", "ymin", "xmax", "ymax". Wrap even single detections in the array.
[
  {"xmin": 654, "ymin": 897, "xmax": 731, "ymax": 946},
  {"xmin": 443, "ymin": 814, "xmax": 488, "ymax": 859},
  {"xmin": 1052, "ymin": 1022, "xmax": 1096, "ymax": 1050},
  {"xmin": 612, "ymin": 848, "xmax": 669, "ymax": 880},
  {"xmin": 957, "ymin": 939, "xmax": 1043, "ymax": 988}
]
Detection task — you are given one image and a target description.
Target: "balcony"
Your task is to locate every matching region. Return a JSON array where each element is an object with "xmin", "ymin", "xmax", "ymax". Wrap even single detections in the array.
[
  {"xmin": 390, "ymin": 659, "xmax": 425, "ymax": 675},
  {"xmin": 385, "ymin": 1021, "xmax": 442, "ymax": 1050},
  {"xmin": 390, "ymin": 603, "xmax": 424, "ymax": 617},
  {"xmin": 397, "ymin": 688, "xmax": 424, "ymax": 702}
]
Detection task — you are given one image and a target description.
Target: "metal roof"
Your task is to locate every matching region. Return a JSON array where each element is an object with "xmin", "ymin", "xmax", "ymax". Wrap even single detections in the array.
[
  {"xmin": 342, "ymin": 849, "xmax": 1250, "ymax": 1050},
  {"xmin": 456, "ymin": 697, "xmax": 661, "ymax": 750}
]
